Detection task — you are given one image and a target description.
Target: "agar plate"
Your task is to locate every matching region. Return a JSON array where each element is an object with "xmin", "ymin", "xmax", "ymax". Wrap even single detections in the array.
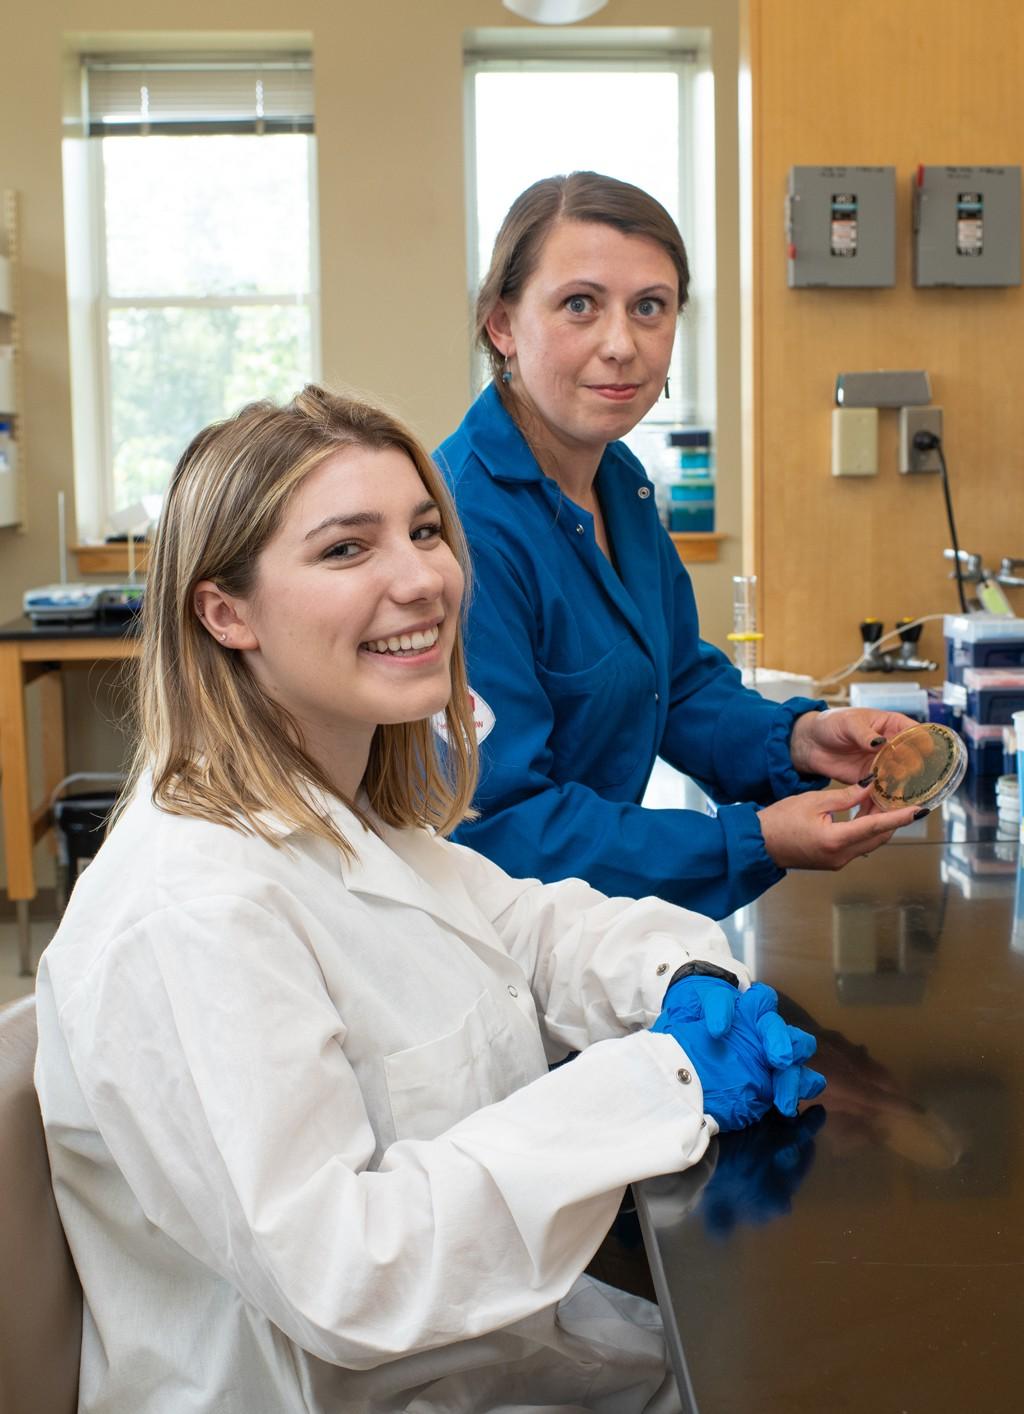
[{"xmin": 869, "ymin": 723, "xmax": 967, "ymax": 812}]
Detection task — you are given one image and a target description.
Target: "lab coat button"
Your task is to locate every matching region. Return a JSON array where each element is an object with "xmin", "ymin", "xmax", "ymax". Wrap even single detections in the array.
[
  {"xmin": 507, "ymin": 984, "xmax": 519, "ymax": 998},
  {"xmin": 575, "ymin": 524, "xmax": 584, "ymax": 535},
  {"xmin": 676, "ymin": 1068, "xmax": 692, "ymax": 1085},
  {"xmin": 654, "ymin": 692, "xmax": 660, "ymax": 703},
  {"xmin": 655, "ymin": 962, "xmax": 669, "ymax": 976},
  {"xmin": 638, "ymin": 486, "xmax": 651, "ymax": 499}
]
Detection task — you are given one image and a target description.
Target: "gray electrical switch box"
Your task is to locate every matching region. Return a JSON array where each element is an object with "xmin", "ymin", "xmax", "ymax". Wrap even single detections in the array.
[
  {"xmin": 787, "ymin": 166, "xmax": 896, "ymax": 287},
  {"xmin": 913, "ymin": 165, "xmax": 1021, "ymax": 287}
]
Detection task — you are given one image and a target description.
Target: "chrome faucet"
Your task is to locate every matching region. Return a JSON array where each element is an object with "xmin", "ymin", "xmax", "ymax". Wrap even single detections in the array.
[
  {"xmin": 892, "ymin": 617, "xmax": 938, "ymax": 673},
  {"xmin": 943, "ymin": 548, "xmax": 1014, "ymax": 614},
  {"xmin": 857, "ymin": 619, "xmax": 937, "ymax": 673},
  {"xmin": 997, "ymin": 557, "xmax": 1024, "ymax": 589}
]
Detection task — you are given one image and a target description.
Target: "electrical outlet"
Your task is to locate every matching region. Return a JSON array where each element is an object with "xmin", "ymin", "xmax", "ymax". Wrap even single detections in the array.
[{"xmin": 899, "ymin": 406, "xmax": 943, "ymax": 473}]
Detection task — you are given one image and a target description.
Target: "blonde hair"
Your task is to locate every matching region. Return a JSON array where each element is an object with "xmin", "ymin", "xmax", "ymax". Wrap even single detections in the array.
[
  {"xmin": 476, "ymin": 171, "xmax": 690, "ymax": 389},
  {"xmin": 126, "ymin": 385, "xmax": 478, "ymax": 855}
]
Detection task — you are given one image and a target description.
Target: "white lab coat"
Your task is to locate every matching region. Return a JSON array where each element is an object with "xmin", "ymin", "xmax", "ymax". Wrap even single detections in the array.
[{"xmin": 34, "ymin": 780, "xmax": 746, "ymax": 1412}]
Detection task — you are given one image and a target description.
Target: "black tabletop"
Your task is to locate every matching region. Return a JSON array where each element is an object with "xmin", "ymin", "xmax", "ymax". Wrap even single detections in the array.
[
  {"xmin": 637, "ymin": 830, "xmax": 1024, "ymax": 1414},
  {"xmin": 0, "ymin": 614, "xmax": 140, "ymax": 642}
]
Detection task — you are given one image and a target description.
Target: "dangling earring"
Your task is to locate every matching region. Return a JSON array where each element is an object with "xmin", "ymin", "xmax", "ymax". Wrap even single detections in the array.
[
  {"xmin": 664, "ymin": 378, "xmax": 671, "ymax": 400},
  {"xmin": 501, "ymin": 354, "xmax": 513, "ymax": 385}
]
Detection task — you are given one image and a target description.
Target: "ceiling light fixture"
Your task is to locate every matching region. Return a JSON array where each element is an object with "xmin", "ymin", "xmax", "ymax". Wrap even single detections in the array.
[{"xmin": 501, "ymin": 0, "xmax": 609, "ymax": 25}]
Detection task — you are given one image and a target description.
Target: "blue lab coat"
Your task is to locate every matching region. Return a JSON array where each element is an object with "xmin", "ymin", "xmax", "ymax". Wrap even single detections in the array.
[{"xmin": 436, "ymin": 385, "xmax": 825, "ymax": 920}]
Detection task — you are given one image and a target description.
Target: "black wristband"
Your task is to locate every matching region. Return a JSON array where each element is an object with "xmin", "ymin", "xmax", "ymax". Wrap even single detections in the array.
[{"xmin": 665, "ymin": 960, "xmax": 740, "ymax": 996}]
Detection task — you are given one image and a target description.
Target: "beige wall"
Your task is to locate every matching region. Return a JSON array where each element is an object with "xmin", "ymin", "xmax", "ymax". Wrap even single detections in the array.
[
  {"xmin": 11, "ymin": 1, "xmax": 1022, "ymax": 883},
  {"xmin": 745, "ymin": 0, "xmax": 1024, "ymax": 682},
  {"xmin": 0, "ymin": 0, "xmax": 745, "ymax": 886}
]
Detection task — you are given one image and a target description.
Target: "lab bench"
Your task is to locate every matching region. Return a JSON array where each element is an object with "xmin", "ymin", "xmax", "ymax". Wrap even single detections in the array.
[
  {"xmin": 637, "ymin": 830, "xmax": 1024, "ymax": 1413},
  {"xmin": 0, "ymin": 615, "xmax": 139, "ymax": 972}
]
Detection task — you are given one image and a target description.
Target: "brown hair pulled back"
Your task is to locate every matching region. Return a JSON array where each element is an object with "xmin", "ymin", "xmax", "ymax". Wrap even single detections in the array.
[{"xmin": 475, "ymin": 170, "xmax": 690, "ymax": 386}]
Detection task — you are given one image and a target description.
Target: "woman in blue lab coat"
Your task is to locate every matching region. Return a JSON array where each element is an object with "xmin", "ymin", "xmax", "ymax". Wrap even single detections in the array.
[{"xmin": 436, "ymin": 172, "xmax": 920, "ymax": 919}]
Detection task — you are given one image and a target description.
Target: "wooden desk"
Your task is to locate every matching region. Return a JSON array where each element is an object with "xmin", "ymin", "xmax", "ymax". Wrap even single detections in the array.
[{"xmin": 0, "ymin": 616, "xmax": 139, "ymax": 972}]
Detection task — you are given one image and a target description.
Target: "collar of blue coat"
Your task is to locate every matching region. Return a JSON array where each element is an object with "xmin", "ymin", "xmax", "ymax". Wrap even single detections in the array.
[
  {"xmin": 451, "ymin": 382, "xmax": 544, "ymax": 483},
  {"xmin": 449, "ymin": 382, "xmax": 657, "ymax": 502},
  {"xmin": 444, "ymin": 384, "xmax": 662, "ymax": 666}
]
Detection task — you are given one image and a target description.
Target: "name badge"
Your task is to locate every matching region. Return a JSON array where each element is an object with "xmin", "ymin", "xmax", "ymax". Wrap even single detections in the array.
[{"xmin": 432, "ymin": 688, "xmax": 496, "ymax": 745}]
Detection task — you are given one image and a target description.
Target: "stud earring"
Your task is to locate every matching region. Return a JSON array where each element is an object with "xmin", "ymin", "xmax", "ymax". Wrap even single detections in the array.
[
  {"xmin": 501, "ymin": 354, "xmax": 513, "ymax": 385},
  {"xmin": 219, "ymin": 633, "xmax": 227, "ymax": 643},
  {"xmin": 664, "ymin": 378, "xmax": 671, "ymax": 400}
]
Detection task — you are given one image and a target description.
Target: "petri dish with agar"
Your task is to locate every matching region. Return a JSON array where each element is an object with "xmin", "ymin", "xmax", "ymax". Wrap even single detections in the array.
[{"xmin": 869, "ymin": 723, "xmax": 967, "ymax": 812}]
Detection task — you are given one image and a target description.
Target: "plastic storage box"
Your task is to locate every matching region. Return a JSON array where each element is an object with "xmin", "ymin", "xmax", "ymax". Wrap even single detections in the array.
[
  {"xmin": 668, "ymin": 480, "xmax": 714, "ymax": 533},
  {"xmin": 962, "ymin": 667, "xmax": 1024, "ymax": 726},
  {"xmin": 962, "ymin": 715, "xmax": 1006, "ymax": 775},
  {"xmin": 850, "ymin": 681, "xmax": 929, "ymax": 721},
  {"xmin": 666, "ymin": 429, "xmax": 714, "ymax": 532},
  {"xmin": 945, "ymin": 614, "xmax": 1024, "ymax": 684}
]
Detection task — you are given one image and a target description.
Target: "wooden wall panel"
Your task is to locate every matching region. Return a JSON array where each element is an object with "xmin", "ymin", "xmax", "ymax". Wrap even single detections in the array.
[{"xmin": 747, "ymin": 0, "xmax": 1024, "ymax": 683}]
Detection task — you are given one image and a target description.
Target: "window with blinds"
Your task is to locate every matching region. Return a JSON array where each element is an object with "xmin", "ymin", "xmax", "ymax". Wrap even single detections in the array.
[
  {"xmin": 66, "ymin": 55, "xmax": 319, "ymax": 528},
  {"xmin": 82, "ymin": 57, "xmax": 314, "ymax": 135}
]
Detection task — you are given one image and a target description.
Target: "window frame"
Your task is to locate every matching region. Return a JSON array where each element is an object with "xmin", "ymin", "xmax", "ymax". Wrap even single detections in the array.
[
  {"xmin": 462, "ymin": 46, "xmax": 709, "ymax": 431},
  {"xmin": 66, "ymin": 59, "xmax": 320, "ymax": 540}
]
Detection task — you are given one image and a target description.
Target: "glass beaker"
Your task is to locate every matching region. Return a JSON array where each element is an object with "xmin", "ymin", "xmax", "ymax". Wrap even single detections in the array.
[{"xmin": 729, "ymin": 575, "xmax": 763, "ymax": 686}]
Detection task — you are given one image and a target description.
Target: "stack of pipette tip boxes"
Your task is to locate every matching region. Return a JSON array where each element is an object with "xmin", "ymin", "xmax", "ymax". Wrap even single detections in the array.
[{"xmin": 942, "ymin": 615, "xmax": 1024, "ymax": 792}]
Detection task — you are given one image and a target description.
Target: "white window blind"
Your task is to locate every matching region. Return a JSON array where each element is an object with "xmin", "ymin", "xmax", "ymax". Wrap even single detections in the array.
[
  {"xmin": 83, "ymin": 57, "xmax": 314, "ymax": 136},
  {"xmin": 65, "ymin": 52, "xmax": 319, "ymax": 533}
]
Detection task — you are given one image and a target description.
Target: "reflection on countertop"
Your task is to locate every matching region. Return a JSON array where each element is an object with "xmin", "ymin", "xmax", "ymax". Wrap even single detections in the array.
[{"xmin": 642, "ymin": 818, "xmax": 1024, "ymax": 1414}]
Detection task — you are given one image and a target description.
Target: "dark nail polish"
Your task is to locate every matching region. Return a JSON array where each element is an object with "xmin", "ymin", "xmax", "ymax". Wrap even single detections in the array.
[
  {"xmin": 913, "ymin": 808, "xmax": 930, "ymax": 820},
  {"xmin": 870, "ymin": 737, "xmax": 887, "ymax": 747},
  {"xmin": 858, "ymin": 773, "xmax": 876, "ymax": 787}
]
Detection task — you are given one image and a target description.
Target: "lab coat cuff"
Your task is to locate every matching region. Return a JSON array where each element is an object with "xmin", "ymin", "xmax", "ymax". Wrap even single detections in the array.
[
  {"xmin": 716, "ymin": 801, "xmax": 785, "ymax": 910},
  {"xmin": 644, "ymin": 1030, "xmax": 719, "ymax": 1139},
  {"xmin": 765, "ymin": 696, "xmax": 830, "ymax": 798},
  {"xmin": 634, "ymin": 937, "xmax": 751, "ymax": 1026}
]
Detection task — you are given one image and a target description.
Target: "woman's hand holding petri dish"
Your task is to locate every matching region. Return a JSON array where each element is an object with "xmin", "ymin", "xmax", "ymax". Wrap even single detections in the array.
[
  {"xmin": 788, "ymin": 707, "xmax": 925, "ymax": 783},
  {"xmin": 758, "ymin": 782, "xmax": 920, "ymax": 872}
]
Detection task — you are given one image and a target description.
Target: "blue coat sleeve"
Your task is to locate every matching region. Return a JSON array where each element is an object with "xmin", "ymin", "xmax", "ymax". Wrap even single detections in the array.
[{"xmin": 455, "ymin": 536, "xmax": 791, "ymax": 920}]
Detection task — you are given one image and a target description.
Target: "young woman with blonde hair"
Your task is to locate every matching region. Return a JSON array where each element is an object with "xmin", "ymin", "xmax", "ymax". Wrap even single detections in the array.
[{"xmin": 35, "ymin": 385, "xmax": 822, "ymax": 1413}]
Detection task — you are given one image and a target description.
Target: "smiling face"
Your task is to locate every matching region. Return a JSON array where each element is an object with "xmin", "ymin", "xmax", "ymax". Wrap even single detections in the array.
[
  {"xmin": 212, "ymin": 444, "xmax": 463, "ymax": 794},
  {"xmin": 489, "ymin": 219, "xmax": 680, "ymax": 469}
]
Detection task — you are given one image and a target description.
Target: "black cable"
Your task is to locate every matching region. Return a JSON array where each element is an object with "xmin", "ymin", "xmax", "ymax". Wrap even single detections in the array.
[
  {"xmin": 914, "ymin": 431, "xmax": 968, "ymax": 613},
  {"xmin": 937, "ymin": 443, "xmax": 969, "ymax": 613}
]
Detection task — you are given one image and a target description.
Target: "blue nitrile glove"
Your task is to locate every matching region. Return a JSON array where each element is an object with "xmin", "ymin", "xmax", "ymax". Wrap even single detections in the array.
[
  {"xmin": 661, "ymin": 973, "xmax": 739, "ymax": 1040},
  {"xmin": 736, "ymin": 984, "xmax": 825, "ymax": 1117},
  {"xmin": 652, "ymin": 981, "xmax": 826, "ymax": 1131},
  {"xmin": 701, "ymin": 1105, "xmax": 827, "ymax": 1237},
  {"xmin": 658, "ymin": 977, "xmax": 826, "ymax": 1118}
]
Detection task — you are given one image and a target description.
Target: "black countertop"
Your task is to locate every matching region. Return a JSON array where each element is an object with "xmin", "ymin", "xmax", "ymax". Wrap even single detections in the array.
[
  {"xmin": 0, "ymin": 614, "xmax": 140, "ymax": 642},
  {"xmin": 637, "ymin": 834, "xmax": 1024, "ymax": 1413}
]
